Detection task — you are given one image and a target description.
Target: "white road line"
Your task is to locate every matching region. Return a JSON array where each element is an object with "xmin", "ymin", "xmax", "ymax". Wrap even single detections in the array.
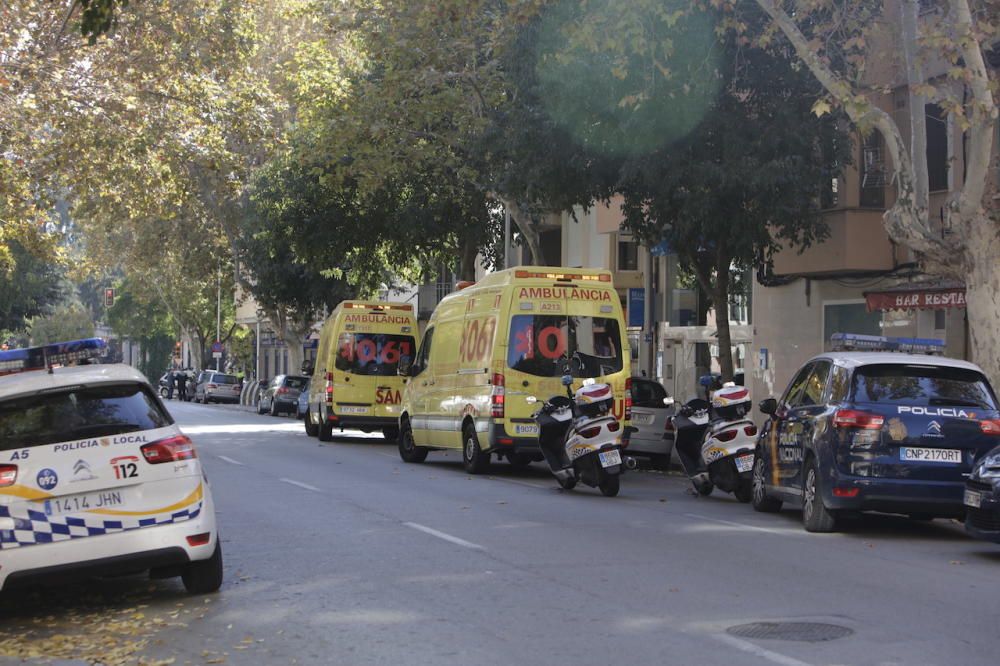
[
  {"xmin": 403, "ymin": 522, "xmax": 485, "ymax": 550},
  {"xmin": 684, "ymin": 513, "xmax": 800, "ymax": 537},
  {"xmin": 488, "ymin": 476, "xmax": 549, "ymax": 490},
  {"xmin": 217, "ymin": 455, "xmax": 244, "ymax": 466},
  {"xmin": 280, "ymin": 478, "xmax": 323, "ymax": 493},
  {"xmin": 714, "ymin": 634, "xmax": 813, "ymax": 666}
]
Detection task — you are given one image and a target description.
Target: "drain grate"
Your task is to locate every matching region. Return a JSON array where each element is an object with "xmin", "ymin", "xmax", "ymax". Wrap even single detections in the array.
[{"xmin": 726, "ymin": 622, "xmax": 853, "ymax": 643}]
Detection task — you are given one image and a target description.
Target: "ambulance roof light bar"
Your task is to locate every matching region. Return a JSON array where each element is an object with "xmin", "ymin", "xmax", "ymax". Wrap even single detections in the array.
[
  {"xmin": 343, "ymin": 302, "xmax": 413, "ymax": 312},
  {"xmin": 829, "ymin": 333, "xmax": 945, "ymax": 355},
  {"xmin": 0, "ymin": 338, "xmax": 108, "ymax": 376},
  {"xmin": 514, "ymin": 270, "xmax": 611, "ymax": 282}
]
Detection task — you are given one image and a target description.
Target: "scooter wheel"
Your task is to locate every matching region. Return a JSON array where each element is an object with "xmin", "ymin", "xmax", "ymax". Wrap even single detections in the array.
[
  {"xmin": 557, "ymin": 476, "xmax": 577, "ymax": 491},
  {"xmin": 734, "ymin": 480, "xmax": 753, "ymax": 503},
  {"xmin": 599, "ymin": 474, "xmax": 620, "ymax": 497},
  {"xmin": 696, "ymin": 481, "xmax": 714, "ymax": 496}
]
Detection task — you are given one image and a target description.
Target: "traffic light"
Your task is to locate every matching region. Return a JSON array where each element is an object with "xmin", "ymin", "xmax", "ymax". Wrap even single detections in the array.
[{"xmin": 104, "ymin": 288, "xmax": 115, "ymax": 308}]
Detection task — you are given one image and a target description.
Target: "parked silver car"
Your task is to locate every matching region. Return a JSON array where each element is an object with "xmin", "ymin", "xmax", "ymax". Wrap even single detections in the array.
[
  {"xmin": 193, "ymin": 371, "xmax": 242, "ymax": 404},
  {"xmin": 627, "ymin": 377, "xmax": 675, "ymax": 470},
  {"xmin": 258, "ymin": 374, "xmax": 309, "ymax": 416}
]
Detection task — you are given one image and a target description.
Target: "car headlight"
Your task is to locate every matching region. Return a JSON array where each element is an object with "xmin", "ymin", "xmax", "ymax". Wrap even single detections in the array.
[{"xmin": 973, "ymin": 453, "xmax": 1000, "ymax": 480}]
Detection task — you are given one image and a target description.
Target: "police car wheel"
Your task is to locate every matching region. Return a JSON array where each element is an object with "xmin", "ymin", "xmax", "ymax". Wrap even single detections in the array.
[
  {"xmin": 751, "ymin": 455, "xmax": 782, "ymax": 513},
  {"xmin": 182, "ymin": 541, "xmax": 224, "ymax": 594},
  {"xmin": 802, "ymin": 459, "xmax": 837, "ymax": 533},
  {"xmin": 398, "ymin": 420, "xmax": 428, "ymax": 463},
  {"xmin": 462, "ymin": 423, "xmax": 490, "ymax": 475}
]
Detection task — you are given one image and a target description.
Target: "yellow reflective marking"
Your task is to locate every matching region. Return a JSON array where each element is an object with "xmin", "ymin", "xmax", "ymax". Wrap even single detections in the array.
[
  {"xmin": 89, "ymin": 483, "xmax": 203, "ymax": 516},
  {"xmin": 0, "ymin": 485, "xmax": 52, "ymax": 501}
]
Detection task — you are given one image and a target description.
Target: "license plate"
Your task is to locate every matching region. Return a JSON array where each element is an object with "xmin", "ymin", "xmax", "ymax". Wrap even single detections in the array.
[
  {"xmin": 632, "ymin": 413, "xmax": 654, "ymax": 426},
  {"xmin": 964, "ymin": 489, "xmax": 982, "ymax": 509},
  {"xmin": 339, "ymin": 406, "xmax": 369, "ymax": 415},
  {"xmin": 735, "ymin": 454, "xmax": 755, "ymax": 473},
  {"xmin": 36, "ymin": 490, "xmax": 125, "ymax": 517},
  {"xmin": 900, "ymin": 447, "xmax": 962, "ymax": 464},
  {"xmin": 598, "ymin": 449, "xmax": 622, "ymax": 468},
  {"xmin": 513, "ymin": 423, "xmax": 539, "ymax": 436}
]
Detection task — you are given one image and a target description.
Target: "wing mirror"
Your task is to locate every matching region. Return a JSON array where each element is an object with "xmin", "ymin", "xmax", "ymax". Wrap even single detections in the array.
[
  {"xmin": 759, "ymin": 398, "xmax": 778, "ymax": 416},
  {"xmin": 397, "ymin": 356, "xmax": 413, "ymax": 377},
  {"xmin": 663, "ymin": 397, "xmax": 675, "ymax": 407}
]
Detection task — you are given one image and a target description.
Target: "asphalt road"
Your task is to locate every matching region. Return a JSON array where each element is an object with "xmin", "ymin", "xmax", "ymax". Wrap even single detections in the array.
[{"xmin": 3, "ymin": 401, "xmax": 999, "ymax": 666}]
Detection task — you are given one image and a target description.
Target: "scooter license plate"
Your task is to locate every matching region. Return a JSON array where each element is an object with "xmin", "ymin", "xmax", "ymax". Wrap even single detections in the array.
[
  {"xmin": 598, "ymin": 450, "xmax": 622, "ymax": 468},
  {"xmin": 735, "ymin": 454, "xmax": 754, "ymax": 473}
]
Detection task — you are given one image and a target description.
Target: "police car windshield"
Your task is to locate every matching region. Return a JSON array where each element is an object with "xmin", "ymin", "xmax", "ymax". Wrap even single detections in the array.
[
  {"xmin": 507, "ymin": 315, "xmax": 623, "ymax": 378},
  {"xmin": 0, "ymin": 383, "xmax": 173, "ymax": 449},
  {"xmin": 336, "ymin": 333, "xmax": 415, "ymax": 376},
  {"xmin": 851, "ymin": 364, "xmax": 998, "ymax": 410}
]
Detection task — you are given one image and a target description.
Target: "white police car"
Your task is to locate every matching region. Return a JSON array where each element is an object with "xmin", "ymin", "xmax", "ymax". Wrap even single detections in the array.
[{"xmin": 0, "ymin": 339, "xmax": 222, "ymax": 593}]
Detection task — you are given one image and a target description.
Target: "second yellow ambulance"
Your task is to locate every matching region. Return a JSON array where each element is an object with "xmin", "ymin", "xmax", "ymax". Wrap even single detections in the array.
[
  {"xmin": 397, "ymin": 267, "xmax": 632, "ymax": 473},
  {"xmin": 305, "ymin": 301, "xmax": 418, "ymax": 442}
]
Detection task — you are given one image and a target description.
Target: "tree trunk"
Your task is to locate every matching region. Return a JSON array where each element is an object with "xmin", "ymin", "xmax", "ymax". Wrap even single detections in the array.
[
  {"xmin": 459, "ymin": 233, "xmax": 479, "ymax": 282},
  {"xmin": 498, "ymin": 196, "xmax": 543, "ymax": 266},
  {"xmin": 714, "ymin": 262, "xmax": 735, "ymax": 384},
  {"xmin": 964, "ymin": 221, "xmax": 1000, "ymax": 387}
]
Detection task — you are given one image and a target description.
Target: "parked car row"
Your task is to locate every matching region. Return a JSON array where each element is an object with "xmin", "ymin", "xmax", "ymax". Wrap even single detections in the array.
[{"xmin": 159, "ymin": 370, "xmax": 241, "ymax": 404}]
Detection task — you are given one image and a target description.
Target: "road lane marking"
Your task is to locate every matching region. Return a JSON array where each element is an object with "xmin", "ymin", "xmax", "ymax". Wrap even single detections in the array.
[
  {"xmin": 713, "ymin": 634, "xmax": 813, "ymax": 666},
  {"xmin": 488, "ymin": 476, "xmax": 549, "ymax": 490},
  {"xmin": 684, "ymin": 513, "xmax": 802, "ymax": 537},
  {"xmin": 280, "ymin": 478, "xmax": 323, "ymax": 493},
  {"xmin": 403, "ymin": 522, "xmax": 485, "ymax": 550},
  {"xmin": 217, "ymin": 455, "xmax": 244, "ymax": 466}
]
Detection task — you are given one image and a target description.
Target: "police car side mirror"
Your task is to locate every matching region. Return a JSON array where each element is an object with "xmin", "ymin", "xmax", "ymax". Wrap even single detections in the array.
[
  {"xmin": 759, "ymin": 398, "xmax": 778, "ymax": 416},
  {"xmin": 663, "ymin": 397, "xmax": 675, "ymax": 407},
  {"xmin": 397, "ymin": 356, "xmax": 413, "ymax": 377}
]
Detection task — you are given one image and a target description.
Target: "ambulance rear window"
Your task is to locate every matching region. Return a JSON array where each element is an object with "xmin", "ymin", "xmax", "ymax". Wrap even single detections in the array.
[
  {"xmin": 0, "ymin": 383, "xmax": 173, "ymax": 450},
  {"xmin": 336, "ymin": 333, "xmax": 416, "ymax": 376},
  {"xmin": 851, "ymin": 364, "xmax": 997, "ymax": 409},
  {"xmin": 507, "ymin": 315, "xmax": 623, "ymax": 378}
]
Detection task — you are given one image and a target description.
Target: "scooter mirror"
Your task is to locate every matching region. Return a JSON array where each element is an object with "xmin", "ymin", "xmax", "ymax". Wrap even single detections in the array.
[
  {"xmin": 582, "ymin": 377, "xmax": 596, "ymax": 387},
  {"xmin": 525, "ymin": 396, "xmax": 538, "ymax": 404},
  {"xmin": 561, "ymin": 374, "xmax": 573, "ymax": 387}
]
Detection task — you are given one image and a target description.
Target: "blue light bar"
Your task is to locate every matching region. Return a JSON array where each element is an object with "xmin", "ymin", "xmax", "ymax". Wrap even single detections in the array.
[
  {"xmin": 830, "ymin": 333, "xmax": 944, "ymax": 355},
  {"xmin": 0, "ymin": 338, "xmax": 108, "ymax": 376}
]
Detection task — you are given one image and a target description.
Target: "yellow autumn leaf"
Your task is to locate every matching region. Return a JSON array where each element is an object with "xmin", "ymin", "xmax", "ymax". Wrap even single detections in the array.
[{"xmin": 811, "ymin": 99, "xmax": 832, "ymax": 117}]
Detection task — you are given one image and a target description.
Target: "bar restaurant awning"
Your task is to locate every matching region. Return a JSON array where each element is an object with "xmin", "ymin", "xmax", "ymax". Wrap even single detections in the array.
[{"xmin": 864, "ymin": 281, "xmax": 966, "ymax": 312}]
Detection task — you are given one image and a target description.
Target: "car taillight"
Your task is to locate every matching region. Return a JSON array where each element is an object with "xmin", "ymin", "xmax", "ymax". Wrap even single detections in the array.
[
  {"xmin": 744, "ymin": 425, "xmax": 758, "ymax": 436},
  {"xmin": 325, "ymin": 372, "xmax": 334, "ymax": 402},
  {"xmin": 141, "ymin": 434, "xmax": 197, "ymax": 464},
  {"xmin": 0, "ymin": 464, "xmax": 17, "ymax": 487},
  {"xmin": 981, "ymin": 420, "xmax": 1000, "ymax": 435},
  {"xmin": 607, "ymin": 421, "xmax": 620, "ymax": 432},
  {"xmin": 624, "ymin": 377, "xmax": 632, "ymax": 421},
  {"xmin": 664, "ymin": 419, "xmax": 675, "ymax": 433},
  {"xmin": 579, "ymin": 426, "xmax": 602, "ymax": 439},
  {"xmin": 491, "ymin": 373, "xmax": 505, "ymax": 419},
  {"xmin": 833, "ymin": 409, "xmax": 884, "ymax": 429},
  {"xmin": 715, "ymin": 429, "xmax": 738, "ymax": 442}
]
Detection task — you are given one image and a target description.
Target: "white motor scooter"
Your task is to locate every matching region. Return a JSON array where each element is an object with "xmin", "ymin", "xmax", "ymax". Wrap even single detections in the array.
[
  {"xmin": 530, "ymin": 375, "xmax": 635, "ymax": 497},
  {"xmin": 666, "ymin": 383, "xmax": 757, "ymax": 501}
]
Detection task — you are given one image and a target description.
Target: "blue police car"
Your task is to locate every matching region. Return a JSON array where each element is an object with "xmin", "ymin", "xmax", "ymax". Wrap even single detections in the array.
[{"xmin": 751, "ymin": 335, "xmax": 1000, "ymax": 532}]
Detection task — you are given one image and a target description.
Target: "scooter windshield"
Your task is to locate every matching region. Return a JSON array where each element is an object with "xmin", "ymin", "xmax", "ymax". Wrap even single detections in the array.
[{"xmin": 507, "ymin": 315, "xmax": 623, "ymax": 378}]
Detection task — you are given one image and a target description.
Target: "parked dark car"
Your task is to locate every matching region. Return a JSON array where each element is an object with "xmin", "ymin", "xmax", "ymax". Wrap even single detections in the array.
[
  {"xmin": 627, "ymin": 377, "xmax": 674, "ymax": 470},
  {"xmin": 965, "ymin": 443, "xmax": 1000, "ymax": 543},
  {"xmin": 258, "ymin": 374, "xmax": 309, "ymax": 416},
  {"xmin": 752, "ymin": 352, "xmax": 999, "ymax": 532}
]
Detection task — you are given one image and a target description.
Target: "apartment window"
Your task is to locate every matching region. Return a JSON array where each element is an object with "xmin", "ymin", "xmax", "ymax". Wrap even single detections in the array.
[
  {"xmin": 618, "ymin": 237, "xmax": 639, "ymax": 271},
  {"xmin": 821, "ymin": 176, "xmax": 839, "ymax": 210},
  {"xmin": 860, "ymin": 132, "xmax": 886, "ymax": 208},
  {"xmin": 926, "ymin": 104, "xmax": 949, "ymax": 192},
  {"xmin": 823, "ymin": 302, "xmax": 882, "ymax": 350},
  {"xmin": 934, "ymin": 309, "xmax": 946, "ymax": 331}
]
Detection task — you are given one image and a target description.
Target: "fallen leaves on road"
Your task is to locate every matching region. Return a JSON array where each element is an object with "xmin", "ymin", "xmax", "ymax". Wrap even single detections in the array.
[{"xmin": 0, "ymin": 580, "xmax": 194, "ymax": 665}]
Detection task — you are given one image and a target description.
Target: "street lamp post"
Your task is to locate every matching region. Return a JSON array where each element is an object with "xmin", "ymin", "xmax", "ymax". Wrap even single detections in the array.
[{"xmin": 216, "ymin": 268, "xmax": 222, "ymax": 371}]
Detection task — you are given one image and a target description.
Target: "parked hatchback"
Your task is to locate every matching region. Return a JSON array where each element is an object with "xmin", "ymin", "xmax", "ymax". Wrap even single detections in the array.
[
  {"xmin": 627, "ymin": 377, "xmax": 674, "ymax": 470},
  {"xmin": 193, "ymin": 371, "xmax": 242, "ymax": 404},
  {"xmin": 964, "ymin": 443, "xmax": 1000, "ymax": 544},
  {"xmin": 752, "ymin": 352, "xmax": 999, "ymax": 532},
  {"xmin": 258, "ymin": 375, "xmax": 309, "ymax": 416}
]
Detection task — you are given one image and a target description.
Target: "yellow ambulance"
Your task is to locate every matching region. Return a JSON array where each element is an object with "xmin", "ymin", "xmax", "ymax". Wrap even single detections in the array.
[
  {"xmin": 397, "ymin": 267, "xmax": 632, "ymax": 473},
  {"xmin": 304, "ymin": 301, "xmax": 418, "ymax": 442}
]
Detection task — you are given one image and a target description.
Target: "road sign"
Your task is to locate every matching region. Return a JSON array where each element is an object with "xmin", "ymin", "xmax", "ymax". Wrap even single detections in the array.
[
  {"xmin": 212, "ymin": 351, "xmax": 223, "ymax": 359},
  {"xmin": 628, "ymin": 288, "xmax": 644, "ymax": 328},
  {"xmin": 211, "ymin": 341, "xmax": 224, "ymax": 354}
]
